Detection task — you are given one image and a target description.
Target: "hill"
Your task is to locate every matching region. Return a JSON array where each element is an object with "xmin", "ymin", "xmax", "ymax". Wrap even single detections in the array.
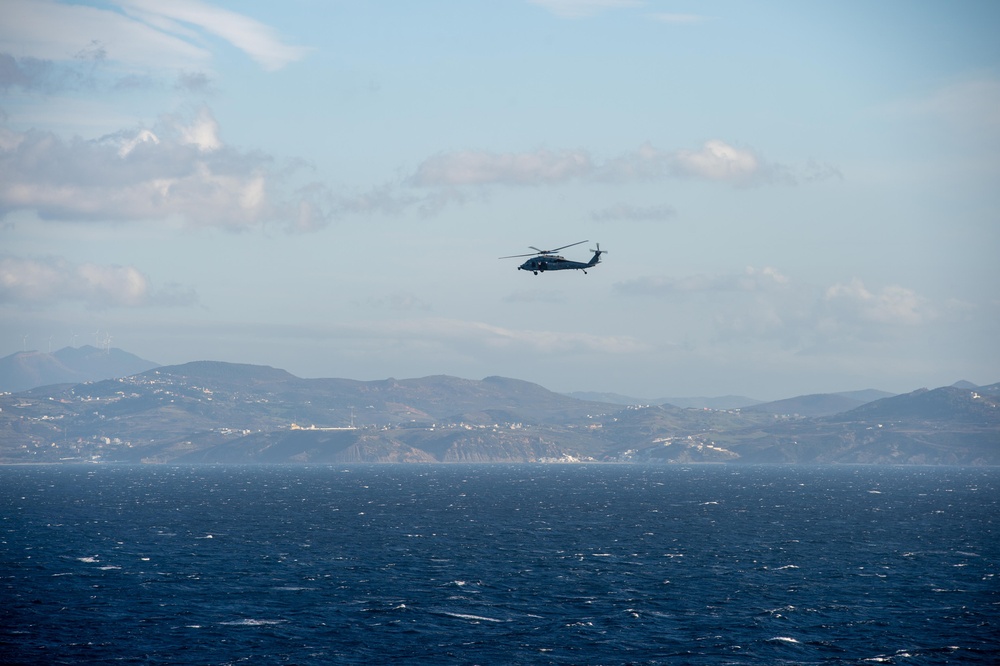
[
  {"xmin": 743, "ymin": 393, "xmax": 869, "ymax": 417},
  {"xmin": 0, "ymin": 346, "xmax": 159, "ymax": 393},
  {"xmin": 0, "ymin": 360, "xmax": 996, "ymax": 465}
]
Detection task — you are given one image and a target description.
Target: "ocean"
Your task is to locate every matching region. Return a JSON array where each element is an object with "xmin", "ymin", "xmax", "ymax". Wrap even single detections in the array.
[{"xmin": 2, "ymin": 464, "xmax": 997, "ymax": 664}]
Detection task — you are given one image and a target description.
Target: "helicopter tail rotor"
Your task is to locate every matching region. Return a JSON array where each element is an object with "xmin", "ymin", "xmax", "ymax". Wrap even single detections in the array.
[{"xmin": 586, "ymin": 243, "xmax": 606, "ymax": 267}]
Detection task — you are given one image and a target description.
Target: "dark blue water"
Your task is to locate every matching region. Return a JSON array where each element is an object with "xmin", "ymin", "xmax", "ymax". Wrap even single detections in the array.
[{"xmin": 2, "ymin": 464, "xmax": 997, "ymax": 664}]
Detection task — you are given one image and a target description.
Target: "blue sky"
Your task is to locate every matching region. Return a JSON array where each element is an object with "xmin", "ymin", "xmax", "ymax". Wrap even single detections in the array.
[{"xmin": 1, "ymin": 0, "xmax": 998, "ymax": 400}]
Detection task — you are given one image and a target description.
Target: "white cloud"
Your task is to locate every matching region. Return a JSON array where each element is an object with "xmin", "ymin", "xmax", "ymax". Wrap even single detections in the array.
[
  {"xmin": 672, "ymin": 140, "xmax": 761, "ymax": 184},
  {"xmin": 178, "ymin": 107, "xmax": 221, "ymax": 152},
  {"xmin": 0, "ymin": 255, "xmax": 195, "ymax": 308},
  {"xmin": 0, "ymin": 108, "xmax": 331, "ymax": 232},
  {"xmin": 528, "ymin": 0, "xmax": 643, "ymax": 19}
]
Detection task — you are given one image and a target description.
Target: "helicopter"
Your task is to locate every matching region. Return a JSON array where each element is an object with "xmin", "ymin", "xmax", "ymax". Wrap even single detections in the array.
[{"xmin": 500, "ymin": 240, "xmax": 606, "ymax": 275}]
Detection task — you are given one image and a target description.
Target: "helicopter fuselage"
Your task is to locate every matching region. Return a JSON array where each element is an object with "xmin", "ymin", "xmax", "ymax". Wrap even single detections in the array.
[{"xmin": 517, "ymin": 250, "xmax": 602, "ymax": 274}]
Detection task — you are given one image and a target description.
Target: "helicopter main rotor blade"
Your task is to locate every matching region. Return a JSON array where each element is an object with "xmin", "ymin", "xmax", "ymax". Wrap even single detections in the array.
[
  {"xmin": 499, "ymin": 252, "xmax": 541, "ymax": 259},
  {"xmin": 546, "ymin": 240, "xmax": 588, "ymax": 253},
  {"xmin": 499, "ymin": 240, "xmax": 589, "ymax": 259}
]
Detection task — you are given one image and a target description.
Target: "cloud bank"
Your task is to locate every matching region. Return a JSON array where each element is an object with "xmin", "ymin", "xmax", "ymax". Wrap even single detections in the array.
[
  {"xmin": 0, "ymin": 255, "xmax": 196, "ymax": 309},
  {"xmin": 410, "ymin": 141, "xmax": 835, "ymax": 190},
  {"xmin": 615, "ymin": 268, "xmax": 936, "ymax": 353},
  {"xmin": 0, "ymin": 108, "xmax": 330, "ymax": 232}
]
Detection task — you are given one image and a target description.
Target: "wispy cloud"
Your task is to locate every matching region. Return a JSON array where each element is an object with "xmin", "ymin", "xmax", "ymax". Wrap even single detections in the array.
[
  {"xmin": 0, "ymin": 0, "xmax": 210, "ymax": 70},
  {"xmin": 359, "ymin": 292, "xmax": 433, "ymax": 312},
  {"xmin": 590, "ymin": 202, "xmax": 676, "ymax": 222},
  {"xmin": 615, "ymin": 266, "xmax": 790, "ymax": 296},
  {"xmin": 648, "ymin": 13, "xmax": 708, "ymax": 24},
  {"xmin": 410, "ymin": 141, "xmax": 835, "ymax": 191},
  {"xmin": 616, "ymin": 267, "xmax": 944, "ymax": 356},
  {"xmin": 0, "ymin": 0, "xmax": 306, "ymax": 74},
  {"xmin": 0, "ymin": 53, "xmax": 68, "ymax": 92},
  {"xmin": 118, "ymin": 0, "xmax": 309, "ymax": 72},
  {"xmin": 248, "ymin": 317, "xmax": 653, "ymax": 358},
  {"xmin": 528, "ymin": 0, "xmax": 643, "ymax": 19},
  {"xmin": 411, "ymin": 149, "xmax": 592, "ymax": 186},
  {"xmin": 823, "ymin": 278, "xmax": 930, "ymax": 326},
  {"xmin": 889, "ymin": 78, "xmax": 1000, "ymax": 129},
  {"xmin": 0, "ymin": 255, "xmax": 196, "ymax": 309},
  {"xmin": 377, "ymin": 318, "xmax": 652, "ymax": 355}
]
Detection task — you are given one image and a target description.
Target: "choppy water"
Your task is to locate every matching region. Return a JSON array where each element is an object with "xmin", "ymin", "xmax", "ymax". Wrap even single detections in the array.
[{"xmin": 2, "ymin": 464, "xmax": 997, "ymax": 664}]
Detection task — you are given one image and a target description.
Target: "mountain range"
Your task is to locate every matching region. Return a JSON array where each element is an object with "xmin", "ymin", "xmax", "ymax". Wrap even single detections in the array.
[
  {"xmin": 0, "ymin": 346, "xmax": 159, "ymax": 393},
  {"xmin": 1, "ymin": 350, "xmax": 997, "ymax": 466}
]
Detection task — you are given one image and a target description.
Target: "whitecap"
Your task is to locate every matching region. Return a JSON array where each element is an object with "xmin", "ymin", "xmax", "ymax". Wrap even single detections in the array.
[
  {"xmin": 769, "ymin": 636, "xmax": 800, "ymax": 644},
  {"xmin": 77, "ymin": 556, "xmax": 99, "ymax": 563},
  {"xmin": 766, "ymin": 605, "xmax": 796, "ymax": 615},
  {"xmin": 443, "ymin": 612, "xmax": 503, "ymax": 623},
  {"xmin": 219, "ymin": 619, "xmax": 286, "ymax": 626}
]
